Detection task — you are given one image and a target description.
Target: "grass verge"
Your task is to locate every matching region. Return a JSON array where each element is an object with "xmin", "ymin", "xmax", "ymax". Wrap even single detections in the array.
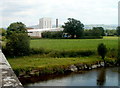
[{"xmin": 7, "ymin": 55, "xmax": 117, "ymax": 76}]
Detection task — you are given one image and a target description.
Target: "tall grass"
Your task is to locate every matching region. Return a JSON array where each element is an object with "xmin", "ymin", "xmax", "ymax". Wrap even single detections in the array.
[{"xmin": 8, "ymin": 56, "xmax": 103, "ymax": 76}]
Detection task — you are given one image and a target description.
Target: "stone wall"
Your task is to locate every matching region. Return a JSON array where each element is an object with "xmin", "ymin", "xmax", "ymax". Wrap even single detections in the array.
[{"xmin": 0, "ymin": 50, "xmax": 23, "ymax": 87}]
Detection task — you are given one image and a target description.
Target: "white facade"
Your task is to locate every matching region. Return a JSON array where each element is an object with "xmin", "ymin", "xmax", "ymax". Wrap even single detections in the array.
[
  {"xmin": 27, "ymin": 28, "xmax": 63, "ymax": 38},
  {"xmin": 39, "ymin": 18, "xmax": 52, "ymax": 29}
]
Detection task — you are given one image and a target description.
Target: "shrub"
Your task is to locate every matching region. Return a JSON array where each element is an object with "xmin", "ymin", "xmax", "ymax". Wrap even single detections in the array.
[
  {"xmin": 3, "ymin": 22, "xmax": 30, "ymax": 57},
  {"xmin": 48, "ymin": 51, "xmax": 61, "ymax": 58},
  {"xmin": 1, "ymin": 36, "xmax": 6, "ymax": 41},
  {"xmin": 76, "ymin": 50, "xmax": 95, "ymax": 56},
  {"xmin": 3, "ymin": 33, "xmax": 30, "ymax": 56},
  {"xmin": 41, "ymin": 31, "xmax": 63, "ymax": 39},
  {"xmin": 30, "ymin": 48, "xmax": 45, "ymax": 54},
  {"xmin": 48, "ymin": 50, "xmax": 95, "ymax": 58},
  {"xmin": 97, "ymin": 43, "xmax": 107, "ymax": 60},
  {"xmin": 107, "ymin": 48, "xmax": 117, "ymax": 58},
  {"xmin": 0, "ymin": 28, "xmax": 6, "ymax": 36}
]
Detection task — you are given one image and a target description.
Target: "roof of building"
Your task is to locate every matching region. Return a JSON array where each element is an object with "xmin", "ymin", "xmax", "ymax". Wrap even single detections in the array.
[{"xmin": 27, "ymin": 28, "xmax": 63, "ymax": 32}]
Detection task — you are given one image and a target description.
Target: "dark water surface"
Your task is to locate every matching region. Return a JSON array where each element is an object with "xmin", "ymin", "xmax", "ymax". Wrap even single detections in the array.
[{"xmin": 22, "ymin": 67, "xmax": 120, "ymax": 87}]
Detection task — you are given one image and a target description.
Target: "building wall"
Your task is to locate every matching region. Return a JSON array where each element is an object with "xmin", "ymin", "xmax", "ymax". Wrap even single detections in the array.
[
  {"xmin": 39, "ymin": 18, "xmax": 52, "ymax": 29},
  {"xmin": 28, "ymin": 31, "xmax": 42, "ymax": 38},
  {"xmin": 27, "ymin": 28, "xmax": 64, "ymax": 38}
]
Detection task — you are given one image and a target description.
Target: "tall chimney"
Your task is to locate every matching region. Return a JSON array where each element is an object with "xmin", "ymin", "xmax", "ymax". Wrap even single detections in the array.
[{"xmin": 56, "ymin": 19, "xmax": 58, "ymax": 28}]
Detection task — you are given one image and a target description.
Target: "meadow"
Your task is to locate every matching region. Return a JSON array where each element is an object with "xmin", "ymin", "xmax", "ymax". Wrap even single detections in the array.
[
  {"xmin": 30, "ymin": 36, "xmax": 118, "ymax": 51},
  {"xmin": 7, "ymin": 36, "xmax": 118, "ymax": 76}
]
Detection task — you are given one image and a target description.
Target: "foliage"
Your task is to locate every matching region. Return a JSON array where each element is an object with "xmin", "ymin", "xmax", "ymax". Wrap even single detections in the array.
[
  {"xmin": 0, "ymin": 28, "xmax": 6, "ymax": 36},
  {"xmin": 92, "ymin": 27, "xmax": 105, "ymax": 36},
  {"xmin": 47, "ymin": 50, "xmax": 95, "ymax": 58},
  {"xmin": 3, "ymin": 22, "xmax": 30, "ymax": 57},
  {"xmin": 84, "ymin": 27, "xmax": 104, "ymax": 38},
  {"xmin": 6, "ymin": 22, "xmax": 27, "ymax": 38},
  {"xmin": 97, "ymin": 43, "xmax": 107, "ymax": 60},
  {"xmin": 0, "ymin": 28, "xmax": 6, "ymax": 41},
  {"xmin": 105, "ymin": 29, "xmax": 117, "ymax": 36},
  {"xmin": 84, "ymin": 29, "xmax": 93, "ymax": 36},
  {"xmin": 1, "ymin": 36, "xmax": 6, "ymax": 41},
  {"xmin": 30, "ymin": 48, "xmax": 50, "ymax": 55},
  {"xmin": 41, "ymin": 31, "xmax": 63, "ymax": 39},
  {"xmin": 62, "ymin": 18, "xmax": 84, "ymax": 38},
  {"xmin": 107, "ymin": 48, "xmax": 118, "ymax": 58},
  {"xmin": 28, "ymin": 47, "xmax": 94, "ymax": 58},
  {"xmin": 116, "ymin": 26, "xmax": 120, "ymax": 36},
  {"xmin": 3, "ymin": 33, "xmax": 30, "ymax": 56}
]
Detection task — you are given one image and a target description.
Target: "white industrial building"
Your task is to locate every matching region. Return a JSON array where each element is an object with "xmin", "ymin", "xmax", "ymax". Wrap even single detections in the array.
[
  {"xmin": 39, "ymin": 18, "xmax": 52, "ymax": 29},
  {"xmin": 27, "ymin": 18, "xmax": 63, "ymax": 38},
  {"xmin": 28, "ymin": 28, "xmax": 63, "ymax": 38}
]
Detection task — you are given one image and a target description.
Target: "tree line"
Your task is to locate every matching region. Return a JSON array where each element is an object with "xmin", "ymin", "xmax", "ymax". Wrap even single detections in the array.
[{"xmin": 42, "ymin": 18, "xmax": 120, "ymax": 39}]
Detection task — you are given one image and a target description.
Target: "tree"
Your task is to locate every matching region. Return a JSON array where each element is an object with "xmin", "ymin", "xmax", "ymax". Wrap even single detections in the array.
[
  {"xmin": 97, "ymin": 43, "xmax": 107, "ymax": 63},
  {"xmin": 0, "ymin": 28, "xmax": 6, "ymax": 36},
  {"xmin": 6, "ymin": 22, "xmax": 27, "ymax": 38},
  {"xmin": 117, "ymin": 26, "xmax": 120, "ymax": 36},
  {"xmin": 5, "ymin": 33, "xmax": 30, "ymax": 56},
  {"xmin": 92, "ymin": 27, "xmax": 104, "ymax": 36},
  {"xmin": 117, "ymin": 26, "xmax": 120, "ymax": 65},
  {"xmin": 105, "ymin": 29, "xmax": 117, "ymax": 36},
  {"xmin": 4, "ymin": 22, "xmax": 30, "ymax": 56},
  {"xmin": 84, "ymin": 29, "xmax": 92, "ymax": 36},
  {"xmin": 62, "ymin": 18, "xmax": 84, "ymax": 38}
]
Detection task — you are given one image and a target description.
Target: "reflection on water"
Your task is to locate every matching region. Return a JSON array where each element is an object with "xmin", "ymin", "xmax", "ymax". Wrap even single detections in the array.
[
  {"xmin": 23, "ymin": 67, "xmax": 119, "ymax": 86},
  {"xmin": 97, "ymin": 68, "xmax": 106, "ymax": 86}
]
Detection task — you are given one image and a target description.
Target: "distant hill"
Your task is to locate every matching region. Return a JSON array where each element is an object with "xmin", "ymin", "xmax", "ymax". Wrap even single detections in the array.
[
  {"xmin": 28, "ymin": 24, "xmax": 62, "ymax": 29},
  {"xmin": 28, "ymin": 25, "xmax": 39, "ymax": 29},
  {"xmin": 28, "ymin": 24, "xmax": 117, "ymax": 30},
  {"xmin": 84, "ymin": 24, "xmax": 117, "ymax": 30}
]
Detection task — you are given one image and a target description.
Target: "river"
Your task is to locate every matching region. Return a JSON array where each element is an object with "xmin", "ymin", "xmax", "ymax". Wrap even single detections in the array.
[{"xmin": 21, "ymin": 67, "xmax": 120, "ymax": 87}]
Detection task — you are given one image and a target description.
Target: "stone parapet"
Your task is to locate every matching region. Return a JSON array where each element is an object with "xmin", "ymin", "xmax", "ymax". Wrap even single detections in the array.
[{"xmin": 0, "ymin": 50, "xmax": 23, "ymax": 88}]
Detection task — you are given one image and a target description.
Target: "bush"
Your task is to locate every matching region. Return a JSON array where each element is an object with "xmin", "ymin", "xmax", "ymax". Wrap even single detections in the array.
[
  {"xmin": 1, "ymin": 36, "xmax": 6, "ymax": 41},
  {"xmin": 30, "ymin": 48, "xmax": 50, "ymax": 55},
  {"xmin": 107, "ymin": 48, "xmax": 117, "ymax": 58},
  {"xmin": 42, "ymin": 31, "xmax": 63, "ymax": 39},
  {"xmin": 48, "ymin": 50, "xmax": 95, "ymax": 58},
  {"xmin": 97, "ymin": 43, "xmax": 107, "ymax": 60},
  {"xmin": 3, "ymin": 33, "xmax": 30, "ymax": 56},
  {"xmin": 29, "ymin": 48, "xmax": 95, "ymax": 58}
]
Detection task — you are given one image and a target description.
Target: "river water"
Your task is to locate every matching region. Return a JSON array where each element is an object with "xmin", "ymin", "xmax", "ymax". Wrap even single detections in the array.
[{"xmin": 23, "ymin": 67, "xmax": 120, "ymax": 87}]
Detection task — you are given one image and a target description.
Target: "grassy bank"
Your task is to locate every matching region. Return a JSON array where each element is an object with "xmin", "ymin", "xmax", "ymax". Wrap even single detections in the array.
[
  {"xmin": 8, "ymin": 55, "xmax": 116, "ymax": 77},
  {"xmin": 8, "ymin": 56, "xmax": 101, "ymax": 70}
]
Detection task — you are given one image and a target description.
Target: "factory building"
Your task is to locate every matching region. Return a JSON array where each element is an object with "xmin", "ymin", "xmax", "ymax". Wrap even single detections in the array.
[
  {"xmin": 27, "ymin": 18, "xmax": 63, "ymax": 38},
  {"xmin": 39, "ymin": 18, "xmax": 52, "ymax": 29}
]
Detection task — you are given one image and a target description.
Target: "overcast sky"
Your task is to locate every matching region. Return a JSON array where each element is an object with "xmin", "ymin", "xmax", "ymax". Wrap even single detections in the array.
[{"xmin": 0, "ymin": 0, "xmax": 119, "ymax": 28}]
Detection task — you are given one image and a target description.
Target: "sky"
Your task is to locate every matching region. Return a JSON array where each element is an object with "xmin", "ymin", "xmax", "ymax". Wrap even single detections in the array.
[{"xmin": 0, "ymin": 0, "xmax": 119, "ymax": 28}]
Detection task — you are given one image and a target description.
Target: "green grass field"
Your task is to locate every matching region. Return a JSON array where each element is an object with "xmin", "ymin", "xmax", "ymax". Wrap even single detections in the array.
[
  {"xmin": 8, "ymin": 36, "xmax": 118, "ymax": 75},
  {"xmin": 30, "ymin": 36, "xmax": 118, "ymax": 51}
]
